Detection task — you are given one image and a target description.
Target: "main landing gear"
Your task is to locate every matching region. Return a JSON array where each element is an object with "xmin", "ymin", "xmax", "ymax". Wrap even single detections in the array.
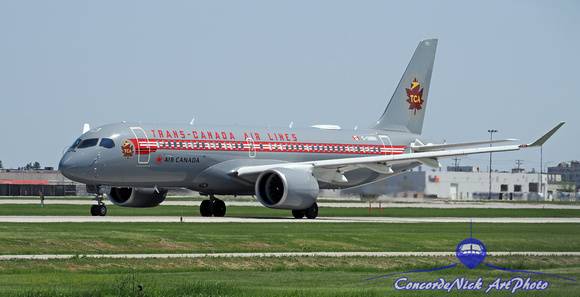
[
  {"xmin": 291, "ymin": 202, "xmax": 318, "ymax": 219},
  {"xmin": 199, "ymin": 194, "xmax": 226, "ymax": 217},
  {"xmin": 90, "ymin": 192, "xmax": 107, "ymax": 216},
  {"xmin": 198, "ymin": 197, "xmax": 318, "ymax": 219}
]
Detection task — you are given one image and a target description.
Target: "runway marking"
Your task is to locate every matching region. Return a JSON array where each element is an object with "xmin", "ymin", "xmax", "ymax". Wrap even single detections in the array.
[
  {"xmin": 1, "ymin": 252, "xmax": 579, "ymax": 260},
  {"xmin": 0, "ymin": 216, "xmax": 579, "ymax": 223}
]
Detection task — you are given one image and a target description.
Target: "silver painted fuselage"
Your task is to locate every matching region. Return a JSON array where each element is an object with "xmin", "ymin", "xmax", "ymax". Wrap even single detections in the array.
[{"xmin": 59, "ymin": 122, "xmax": 426, "ymax": 194}]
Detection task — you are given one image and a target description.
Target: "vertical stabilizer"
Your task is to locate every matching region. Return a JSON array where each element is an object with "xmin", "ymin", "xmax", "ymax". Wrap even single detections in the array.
[{"xmin": 368, "ymin": 39, "xmax": 437, "ymax": 134}]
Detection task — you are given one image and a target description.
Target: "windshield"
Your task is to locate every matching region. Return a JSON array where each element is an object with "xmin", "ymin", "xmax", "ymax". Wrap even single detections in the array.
[
  {"xmin": 68, "ymin": 138, "xmax": 82, "ymax": 152},
  {"xmin": 77, "ymin": 138, "xmax": 99, "ymax": 149}
]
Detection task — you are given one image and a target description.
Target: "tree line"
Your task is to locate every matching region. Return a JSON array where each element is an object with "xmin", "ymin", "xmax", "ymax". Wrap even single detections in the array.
[{"xmin": 0, "ymin": 161, "xmax": 42, "ymax": 170}]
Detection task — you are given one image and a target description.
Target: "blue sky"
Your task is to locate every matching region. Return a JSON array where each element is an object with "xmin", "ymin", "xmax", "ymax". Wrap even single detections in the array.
[{"xmin": 1, "ymin": 1, "xmax": 578, "ymax": 172}]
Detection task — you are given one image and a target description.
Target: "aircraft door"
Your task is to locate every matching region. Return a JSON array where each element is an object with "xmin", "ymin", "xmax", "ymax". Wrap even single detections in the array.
[
  {"xmin": 130, "ymin": 127, "xmax": 150, "ymax": 165},
  {"xmin": 378, "ymin": 134, "xmax": 393, "ymax": 155},
  {"xmin": 246, "ymin": 138, "xmax": 256, "ymax": 158}
]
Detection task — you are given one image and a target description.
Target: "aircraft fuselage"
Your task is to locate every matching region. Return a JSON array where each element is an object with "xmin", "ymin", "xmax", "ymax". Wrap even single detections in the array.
[{"xmin": 59, "ymin": 122, "xmax": 425, "ymax": 195}]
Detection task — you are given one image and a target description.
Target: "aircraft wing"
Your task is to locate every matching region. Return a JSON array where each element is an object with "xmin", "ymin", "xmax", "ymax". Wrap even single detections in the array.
[
  {"xmin": 237, "ymin": 122, "xmax": 564, "ymax": 183},
  {"xmin": 410, "ymin": 139, "xmax": 518, "ymax": 152}
]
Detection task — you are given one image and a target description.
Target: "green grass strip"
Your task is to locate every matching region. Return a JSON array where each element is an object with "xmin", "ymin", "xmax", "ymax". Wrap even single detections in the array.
[
  {"xmin": 0, "ymin": 222, "xmax": 578, "ymax": 255},
  {"xmin": 0, "ymin": 256, "xmax": 578, "ymax": 296},
  {"xmin": 1, "ymin": 203, "xmax": 579, "ymax": 218}
]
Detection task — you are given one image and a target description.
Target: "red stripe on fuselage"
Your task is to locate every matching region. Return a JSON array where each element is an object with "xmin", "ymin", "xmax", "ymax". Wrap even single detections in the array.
[{"xmin": 131, "ymin": 139, "xmax": 407, "ymax": 156}]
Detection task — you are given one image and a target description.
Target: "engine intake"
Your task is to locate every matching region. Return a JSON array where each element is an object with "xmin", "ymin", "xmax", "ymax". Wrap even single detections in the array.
[
  {"xmin": 256, "ymin": 168, "xmax": 319, "ymax": 210},
  {"xmin": 107, "ymin": 187, "xmax": 167, "ymax": 208}
]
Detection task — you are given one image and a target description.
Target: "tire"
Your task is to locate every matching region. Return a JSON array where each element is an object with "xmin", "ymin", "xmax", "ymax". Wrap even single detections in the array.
[
  {"xmin": 304, "ymin": 203, "xmax": 318, "ymax": 219},
  {"xmin": 200, "ymin": 200, "xmax": 212, "ymax": 217},
  {"xmin": 292, "ymin": 209, "xmax": 305, "ymax": 219},
  {"xmin": 90, "ymin": 205, "xmax": 97, "ymax": 216},
  {"xmin": 211, "ymin": 199, "xmax": 226, "ymax": 217},
  {"xmin": 98, "ymin": 205, "xmax": 107, "ymax": 216}
]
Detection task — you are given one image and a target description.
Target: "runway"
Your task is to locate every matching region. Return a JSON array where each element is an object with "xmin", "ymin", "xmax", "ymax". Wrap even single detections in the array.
[
  {"xmin": 2, "ymin": 197, "xmax": 578, "ymax": 223},
  {"xmin": 1, "ymin": 251, "xmax": 579, "ymax": 261},
  {"xmin": 2, "ymin": 199, "xmax": 580, "ymax": 209},
  {"xmin": 0, "ymin": 216, "xmax": 579, "ymax": 223}
]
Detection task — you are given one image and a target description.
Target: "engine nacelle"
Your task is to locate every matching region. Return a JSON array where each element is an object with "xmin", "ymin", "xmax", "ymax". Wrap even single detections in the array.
[
  {"xmin": 255, "ymin": 168, "xmax": 319, "ymax": 210},
  {"xmin": 106, "ymin": 187, "xmax": 168, "ymax": 208}
]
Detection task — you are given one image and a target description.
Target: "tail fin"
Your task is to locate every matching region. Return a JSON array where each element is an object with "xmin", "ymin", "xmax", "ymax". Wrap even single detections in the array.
[{"xmin": 368, "ymin": 39, "xmax": 437, "ymax": 134}]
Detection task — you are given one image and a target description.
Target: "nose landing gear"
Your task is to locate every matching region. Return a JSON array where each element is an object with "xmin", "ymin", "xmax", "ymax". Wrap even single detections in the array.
[
  {"xmin": 90, "ymin": 203, "xmax": 107, "ymax": 216},
  {"xmin": 88, "ymin": 185, "xmax": 107, "ymax": 216}
]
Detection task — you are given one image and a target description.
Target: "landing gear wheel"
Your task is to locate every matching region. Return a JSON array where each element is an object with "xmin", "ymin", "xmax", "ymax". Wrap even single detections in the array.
[
  {"xmin": 211, "ymin": 199, "xmax": 226, "ymax": 217},
  {"xmin": 97, "ymin": 205, "xmax": 107, "ymax": 216},
  {"xmin": 90, "ymin": 189, "xmax": 107, "ymax": 216},
  {"xmin": 304, "ymin": 203, "xmax": 318, "ymax": 219},
  {"xmin": 292, "ymin": 209, "xmax": 305, "ymax": 219},
  {"xmin": 200, "ymin": 200, "xmax": 212, "ymax": 217}
]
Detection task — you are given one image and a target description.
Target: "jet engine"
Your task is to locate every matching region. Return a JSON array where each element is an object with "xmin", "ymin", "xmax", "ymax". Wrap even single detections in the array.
[
  {"xmin": 107, "ymin": 187, "xmax": 168, "ymax": 208},
  {"xmin": 255, "ymin": 168, "xmax": 319, "ymax": 210}
]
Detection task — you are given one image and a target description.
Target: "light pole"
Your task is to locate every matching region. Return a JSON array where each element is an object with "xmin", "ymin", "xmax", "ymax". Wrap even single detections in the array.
[{"xmin": 488, "ymin": 129, "xmax": 498, "ymax": 200}]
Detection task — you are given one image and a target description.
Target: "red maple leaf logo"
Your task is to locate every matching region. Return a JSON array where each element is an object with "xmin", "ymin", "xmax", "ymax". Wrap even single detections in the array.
[
  {"xmin": 406, "ymin": 78, "xmax": 424, "ymax": 115},
  {"xmin": 121, "ymin": 141, "xmax": 134, "ymax": 158}
]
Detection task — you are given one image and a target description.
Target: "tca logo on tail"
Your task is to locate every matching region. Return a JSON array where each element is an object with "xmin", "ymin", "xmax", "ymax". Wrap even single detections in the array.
[{"xmin": 404, "ymin": 74, "xmax": 425, "ymax": 118}]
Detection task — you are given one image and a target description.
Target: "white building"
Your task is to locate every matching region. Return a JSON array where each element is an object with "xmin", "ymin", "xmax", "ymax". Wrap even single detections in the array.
[{"xmin": 342, "ymin": 167, "xmax": 547, "ymax": 201}]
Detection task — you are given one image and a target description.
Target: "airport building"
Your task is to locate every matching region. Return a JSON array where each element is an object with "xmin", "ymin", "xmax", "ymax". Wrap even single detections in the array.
[
  {"xmin": 341, "ymin": 166, "xmax": 569, "ymax": 201},
  {"xmin": 548, "ymin": 161, "xmax": 580, "ymax": 189},
  {"xmin": 0, "ymin": 169, "xmax": 82, "ymax": 196}
]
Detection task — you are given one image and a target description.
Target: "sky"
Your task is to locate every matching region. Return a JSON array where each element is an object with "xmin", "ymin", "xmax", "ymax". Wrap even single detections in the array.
[{"xmin": 1, "ymin": 1, "xmax": 578, "ymax": 172}]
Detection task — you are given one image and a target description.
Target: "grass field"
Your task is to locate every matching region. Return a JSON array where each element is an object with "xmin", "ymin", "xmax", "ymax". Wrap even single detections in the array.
[
  {"xmin": 0, "ymin": 200, "xmax": 578, "ymax": 296},
  {"xmin": 0, "ymin": 222, "xmax": 579, "ymax": 255},
  {"xmin": 0, "ymin": 256, "xmax": 578, "ymax": 296}
]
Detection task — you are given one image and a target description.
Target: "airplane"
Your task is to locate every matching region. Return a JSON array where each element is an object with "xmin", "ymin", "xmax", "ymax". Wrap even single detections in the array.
[{"xmin": 58, "ymin": 39, "xmax": 564, "ymax": 219}]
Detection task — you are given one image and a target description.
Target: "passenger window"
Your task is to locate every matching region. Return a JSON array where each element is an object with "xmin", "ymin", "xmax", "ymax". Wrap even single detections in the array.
[
  {"xmin": 99, "ymin": 138, "xmax": 115, "ymax": 149},
  {"xmin": 77, "ymin": 138, "xmax": 99, "ymax": 148}
]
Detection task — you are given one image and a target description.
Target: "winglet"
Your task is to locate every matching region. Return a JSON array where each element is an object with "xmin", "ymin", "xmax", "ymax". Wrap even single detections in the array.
[
  {"xmin": 82, "ymin": 123, "xmax": 91, "ymax": 134},
  {"xmin": 521, "ymin": 122, "xmax": 565, "ymax": 148}
]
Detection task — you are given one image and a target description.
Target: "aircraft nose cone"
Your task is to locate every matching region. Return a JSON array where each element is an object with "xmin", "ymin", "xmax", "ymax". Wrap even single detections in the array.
[
  {"xmin": 58, "ymin": 152, "xmax": 95, "ymax": 182},
  {"xmin": 58, "ymin": 154, "xmax": 77, "ymax": 179}
]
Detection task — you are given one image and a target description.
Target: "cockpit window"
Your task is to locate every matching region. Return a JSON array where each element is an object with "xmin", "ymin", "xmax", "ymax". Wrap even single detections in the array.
[
  {"xmin": 99, "ymin": 138, "xmax": 115, "ymax": 149},
  {"xmin": 77, "ymin": 138, "xmax": 99, "ymax": 149},
  {"xmin": 68, "ymin": 138, "xmax": 82, "ymax": 151}
]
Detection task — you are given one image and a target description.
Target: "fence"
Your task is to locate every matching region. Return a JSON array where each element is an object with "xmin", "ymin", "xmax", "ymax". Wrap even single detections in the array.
[{"xmin": 0, "ymin": 184, "xmax": 77, "ymax": 196}]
